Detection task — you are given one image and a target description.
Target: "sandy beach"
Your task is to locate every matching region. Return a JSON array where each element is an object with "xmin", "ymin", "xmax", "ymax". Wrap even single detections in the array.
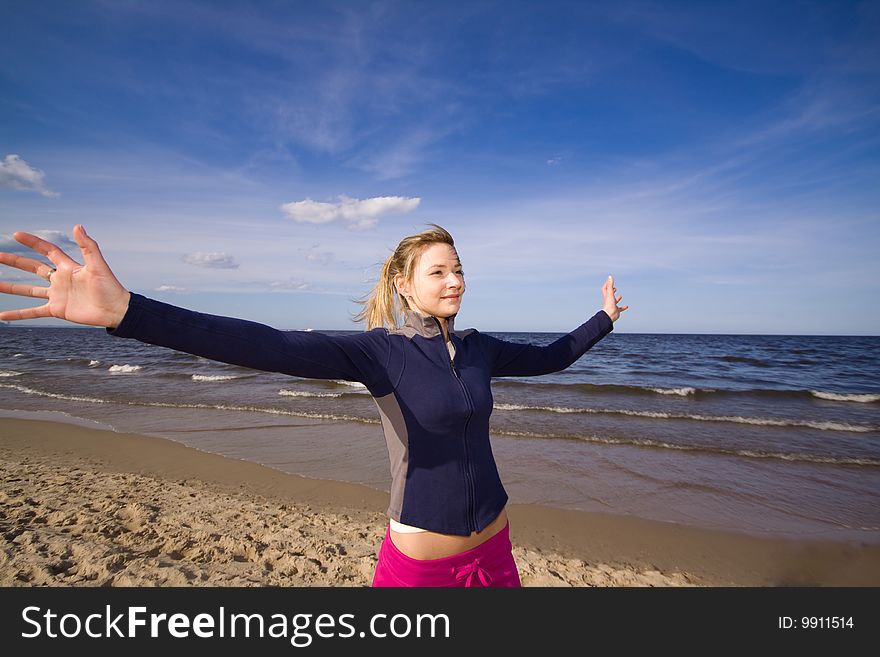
[{"xmin": 1, "ymin": 417, "xmax": 878, "ymax": 587}]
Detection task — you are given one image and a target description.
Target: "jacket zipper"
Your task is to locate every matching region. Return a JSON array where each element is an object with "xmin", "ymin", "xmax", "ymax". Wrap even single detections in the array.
[{"xmin": 436, "ymin": 319, "xmax": 477, "ymax": 533}]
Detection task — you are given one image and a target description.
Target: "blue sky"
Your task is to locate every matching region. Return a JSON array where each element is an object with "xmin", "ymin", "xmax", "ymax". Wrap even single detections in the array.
[{"xmin": 1, "ymin": 0, "xmax": 878, "ymax": 334}]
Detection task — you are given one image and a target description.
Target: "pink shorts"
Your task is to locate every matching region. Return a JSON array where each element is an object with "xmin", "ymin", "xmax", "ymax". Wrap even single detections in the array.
[{"xmin": 371, "ymin": 521, "xmax": 522, "ymax": 587}]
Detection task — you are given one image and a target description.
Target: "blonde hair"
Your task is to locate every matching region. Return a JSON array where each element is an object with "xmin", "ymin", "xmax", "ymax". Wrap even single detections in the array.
[{"xmin": 352, "ymin": 223, "xmax": 456, "ymax": 330}]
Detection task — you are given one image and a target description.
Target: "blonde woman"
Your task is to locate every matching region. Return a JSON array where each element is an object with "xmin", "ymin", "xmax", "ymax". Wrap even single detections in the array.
[{"xmin": 0, "ymin": 223, "xmax": 627, "ymax": 587}]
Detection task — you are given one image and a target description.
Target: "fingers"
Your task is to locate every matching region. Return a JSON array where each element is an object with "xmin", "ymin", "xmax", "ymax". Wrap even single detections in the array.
[
  {"xmin": 72, "ymin": 224, "xmax": 109, "ymax": 271},
  {"xmin": 603, "ymin": 276, "xmax": 621, "ymax": 297},
  {"xmin": 12, "ymin": 231, "xmax": 79, "ymax": 268},
  {"xmin": 0, "ymin": 280, "xmax": 50, "ymax": 299},
  {"xmin": 0, "ymin": 251, "xmax": 58, "ymax": 280},
  {"xmin": 600, "ymin": 274, "xmax": 629, "ymax": 316},
  {"xmin": 0, "ymin": 303, "xmax": 51, "ymax": 322},
  {"xmin": 598, "ymin": 274, "xmax": 627, "ymax": 316}
]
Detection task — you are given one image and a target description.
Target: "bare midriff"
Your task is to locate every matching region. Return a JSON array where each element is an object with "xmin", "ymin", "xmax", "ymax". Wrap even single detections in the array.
[{"xmin": 388, "ymin": 507, "xmax": 508, "ymax": 560}]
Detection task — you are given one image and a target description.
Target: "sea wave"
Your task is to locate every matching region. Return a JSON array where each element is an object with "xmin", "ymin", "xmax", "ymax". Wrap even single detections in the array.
[
  {"xmin": 0, "ymin": 382, "xmax": 109, "ymax": 404},
  {"xmin": 493, "ymin": 428, "xmax": 880, "ymax": 467},
  {"xmin": 278, "ymin": 389, "xmax": 343, "ymax": 398},
  {"xmin": 493, "ymin": 380, "xmax": 880, "ymax": 403},
  {"xmin": 648, "ymin": 387, "xmax": 698, "ymax": 396},
  {"xmin": 191, "ymin": 374, "xmax": 239, "ymax": 382},
  {"xmin": 88, "ymin": 360, "xmax": 101, "ymax": 367},
  {"xmin": 108, "ymin": 364, "xmax": 142, "ymax": 374},
  {"xmin": 811, "ymin": 391, "xmax": 880, "ymax": 403},
  {"xmin": 44, "ymin": 357, "xmax": 96, "ymax": 366},
  {"xmin": 0, "ymin": 370, "xmax": 23, "ymax": 377},
  {"xmin": 136, "ymin": 401, "xmax": 371, "ymax": 424},
  {"xmin": 492, "ymin": 403, "xmax": 877, "ymax": 432},
  {"xmin": 493, "ymin": 381, "xmax": 713, "ymax": 397},
  {"xmin": 0, "ymin": 382, "xmax": 375, "ymax": 424}
]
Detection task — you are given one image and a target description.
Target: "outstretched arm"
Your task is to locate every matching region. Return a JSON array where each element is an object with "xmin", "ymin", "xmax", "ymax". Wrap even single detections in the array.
[
  {"xmin": 0, "ymin": 226, "xmax": 390, "ymax": 388},
  {"xmin": 109, "ymin": 292, "xmax": 390, "ymax": 386},
  {"xmin": 481, "ymin": 275, "xmax": 627, "ymax": 377}
]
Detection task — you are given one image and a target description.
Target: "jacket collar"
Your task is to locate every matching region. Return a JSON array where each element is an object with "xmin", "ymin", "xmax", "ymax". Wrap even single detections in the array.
[{"xmin": 402, "ymin": 308, "xmax": 455, "ymax": 339}]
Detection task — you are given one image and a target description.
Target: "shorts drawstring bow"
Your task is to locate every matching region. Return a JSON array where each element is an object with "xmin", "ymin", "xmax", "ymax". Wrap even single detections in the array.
[{"xmin": 453, "ymin": 557, "xmax": 493, "ymax": 587}]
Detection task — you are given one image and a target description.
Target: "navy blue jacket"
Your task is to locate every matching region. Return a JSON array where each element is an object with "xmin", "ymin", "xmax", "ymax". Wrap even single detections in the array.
[{"xmin": 108, "ymin": 293, "xmax": 614, "ymax": 535}]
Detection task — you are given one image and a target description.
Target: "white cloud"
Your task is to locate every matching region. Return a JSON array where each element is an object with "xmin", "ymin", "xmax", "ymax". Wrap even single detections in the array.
[
  {"xmin": 0, "ymin": 230, "xmax": 76, "ymax": 256},
  {"xmin": 0, "ymin": 154, "xmax": 58, "ymax": 197},
  {"xmin": 269, "ymin": 278, "xmax": 309, "ymax": 291},
  {"xmin": 182, "ymin": 252, "xmax": 239, "ymax": 269},
  {"xmin": 33, "ymin": 230, "xmax": 77, "ymax": 249},
  {"xmin": 279, "ymin": 195, "xmax": 420, "ymax": 230},
  {"xmin": 155, "ymin": 285, "xmax": 186, "ymax": 292}
]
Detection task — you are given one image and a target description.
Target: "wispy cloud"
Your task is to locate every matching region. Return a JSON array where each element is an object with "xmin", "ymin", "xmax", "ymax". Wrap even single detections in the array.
[
  {"xmin": 155, "ymin": 284, "xmax": 186, "ymax": 292},
  {"xmin": 298, "ymin": 244, "xmax": 335, "ymax": 265},
  {"xmin": 151, "ymin": 3, "xmax": 466, "ymax": 176},
  {"xmin": 0, "ymin": 231, "xmax": 75, "ymax": 255},
  {"xmin": 182, "ymin": 252, "xmax": 239, "ymax": 269},
  {"xmin": 347, "ymin": 133, "xmax": 432, "ymax": 180},
  {"xmin": 269, "ymin": 278, "xmax": 309, "ymax": 291},
  {"xmin": 279, "ymin": 195, "xmax": 420, "ymax": 230},
  {"xmin": 0, "ymin": 155, "xmax": 58, "ymax": 197}
]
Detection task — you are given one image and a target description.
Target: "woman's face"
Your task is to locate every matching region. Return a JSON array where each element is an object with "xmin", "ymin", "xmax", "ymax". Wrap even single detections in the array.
[{"xmin": 397, "ymin": 242, "xmax": 465, "ymax": 319}]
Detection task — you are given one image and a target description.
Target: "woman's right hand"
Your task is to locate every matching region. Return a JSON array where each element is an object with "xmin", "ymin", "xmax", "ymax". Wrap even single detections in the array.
[{"xmin": 0, "ymin": 224, "xmax": 131, "ymax": 329}]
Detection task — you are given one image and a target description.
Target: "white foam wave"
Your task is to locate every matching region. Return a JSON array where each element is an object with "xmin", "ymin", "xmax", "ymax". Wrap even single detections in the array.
[
  {"xmin": 279, "ymin": 389, "xmax": 343, "ymax": 398},
  {"xmin": 493, "ymin": 403, "xmax": 876, "ymax": 432},
  {"xmin": 191, "ymin": 374, "xmax": 238, "ymax": 382},
  {"xmin": 108, "ymin": 364, "xmax": 142, "ymax": 374},
  {"xmin": 495, "ymin": 428, "xmax": 880, "ymax": 466},
  {"xmin": 811, "ymin": 391, "xmax": 880, "ymax": 403},
  {"xmin": 0, "ymin": 382, "xmax": 376, "ymax": 424},
  {"xmin": 732, "ymin": 449, "xmax": 877, "ymax": 466},
  {"xmin": 0, "ymin": 382, "xmax": 109, "ymax": 404},
  {"xmin": 0, "ymin": 370, "xmax": 23, "ymax": 377},
  {"xmin": 13, "ymin": 353, "xmax": 24, "ymax": 358},
  {"xmin": 649, "ymin": 386, "xmax": 697, "ymax": 396},
  {"xmin": 138, "ymin": 400, "xmax": 375, "ymax": 424},
  {"xmin": 89, "ymin": 360, "xmax": 101, "ymax": 367}
]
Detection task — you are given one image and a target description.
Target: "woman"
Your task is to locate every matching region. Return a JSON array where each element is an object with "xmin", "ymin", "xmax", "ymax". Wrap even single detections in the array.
[{"xmin": 0, "ymin": 223, "xmax": 627, "ymax": 587}]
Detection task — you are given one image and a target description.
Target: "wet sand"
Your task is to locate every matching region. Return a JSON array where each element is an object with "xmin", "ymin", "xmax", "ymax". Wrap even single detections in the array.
[{"xmin": 1, "ymin": 418, "xmax": 877, "ymax": 586}]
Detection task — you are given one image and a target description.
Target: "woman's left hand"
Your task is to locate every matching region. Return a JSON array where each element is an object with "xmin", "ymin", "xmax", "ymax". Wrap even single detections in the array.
[{"xmin": 601, "ymin": 275, "xmax": 628, "ymax": 322}]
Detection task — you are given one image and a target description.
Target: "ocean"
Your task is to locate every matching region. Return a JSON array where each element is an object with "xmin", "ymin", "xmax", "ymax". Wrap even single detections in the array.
[{"xmin": 2, "ymin": 323, "xmax": 878, "ymax": 544}]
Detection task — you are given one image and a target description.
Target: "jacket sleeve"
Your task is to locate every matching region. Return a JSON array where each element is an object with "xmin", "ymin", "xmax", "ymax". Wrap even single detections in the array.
[
  {"xmin": 105, "ymin": 293, "xmax": 391, "ymax": 392},
  {"xmin": 477, "ymin": 310, "xmax": 613, "ymax": 377}
]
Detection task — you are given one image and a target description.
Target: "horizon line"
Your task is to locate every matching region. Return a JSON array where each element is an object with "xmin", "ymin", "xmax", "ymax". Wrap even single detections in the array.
[{"xmin": 3, "ymin": 323, "xmax": 878, "ymax": 338}]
